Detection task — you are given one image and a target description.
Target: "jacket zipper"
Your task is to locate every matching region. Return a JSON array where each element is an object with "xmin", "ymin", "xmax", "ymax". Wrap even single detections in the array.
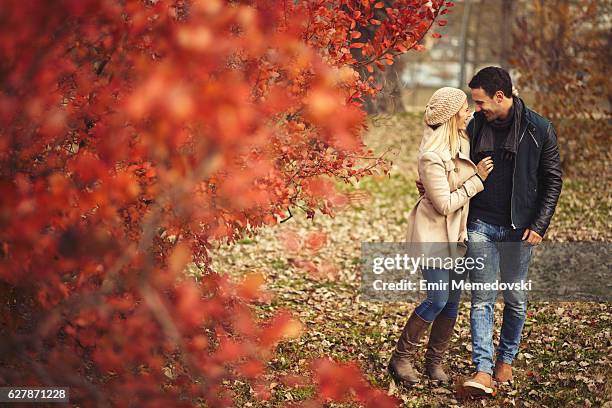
[
  {"xmin": 511, "ymin": 125, "xmax": 529, "ymax": 229},
  {"xmin": 528, "ymin": 129, "xmax": 539, "ymax": 147}
]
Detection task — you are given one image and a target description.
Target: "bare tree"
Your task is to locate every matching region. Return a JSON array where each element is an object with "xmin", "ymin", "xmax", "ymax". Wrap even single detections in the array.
[
  {"xmin": 470, "ymin": 0, "xmax": 485, "ymax": 72},
  {"xmin": 499, "ymin": 0, "xmax": 514, "ymax": 69},
  {"xmin": 511, "ymin": 0, "xmax": 611, "ymax": 176},
  {"xmin": 458, "ymin": 0, "xmax": 472, "ymax": 88}
]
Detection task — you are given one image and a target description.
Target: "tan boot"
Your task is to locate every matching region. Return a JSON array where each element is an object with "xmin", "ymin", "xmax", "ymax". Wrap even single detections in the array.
[
  {"xmin": 387, "ymin": 311, "xmax": 431, "ymax": 386},
  {"xmin": 462, "ymin": 372, "xmax": 496, "ymax": 396},
  {"xmin": 424, "ymin": 315, "xmax": 457, "ymax": 383},
  {"xmin": 494, "ymin": 361, "xmax": 513, "ymax": 383}
]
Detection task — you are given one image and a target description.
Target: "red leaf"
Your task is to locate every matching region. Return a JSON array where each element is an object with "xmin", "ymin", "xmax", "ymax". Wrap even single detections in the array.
[
  {"xmin": 237, "ymin": 271, "xmax": 266, "ymax": 300},
  {"xmin": 280, "ymin": 230, "xmax": 302, "ymax": 253},
  {"xmin": 0, "ymin": 0, "xmax": 451, "ymax": 404},
  {"xmin": 259, "ymin": 311, "xmax": 303, "ymax": 347},
  {"xmin": 237, "ymin": 359, "xmax": 264, "ymax": 379},
  {"xmin": 305, "ymin": 231, "xmax": 328, "ymax": 252}
]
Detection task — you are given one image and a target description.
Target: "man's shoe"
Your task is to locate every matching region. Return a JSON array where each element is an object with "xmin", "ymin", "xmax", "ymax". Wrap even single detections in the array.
[
  {"xmin": 387, "ymin": 311, "xmax": 431, "ymax": 386},
  {"xmin": 494, "ymin": 361, "xmax": 513, "ymax": 383},
  {"xmin": 462, "ymin": 372, "xmax": 496, "ymax": 396}
]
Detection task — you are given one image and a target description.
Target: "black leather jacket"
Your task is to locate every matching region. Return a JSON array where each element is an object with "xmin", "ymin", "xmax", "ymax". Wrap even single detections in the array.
[{"xmin": 467, "ymin": 102, "xmax": 563, "ymax": 237}]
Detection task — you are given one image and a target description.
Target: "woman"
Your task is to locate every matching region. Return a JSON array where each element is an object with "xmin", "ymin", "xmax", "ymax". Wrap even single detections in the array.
[{"xmin": 388, "ymin": 87, "xmax": 493, "ymax": 386}]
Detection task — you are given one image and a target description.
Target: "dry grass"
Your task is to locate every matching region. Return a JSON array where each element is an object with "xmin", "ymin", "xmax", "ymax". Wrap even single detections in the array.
[{"xmin": 208, "ymin": 113, "xmax": 611, "ymax": 407}]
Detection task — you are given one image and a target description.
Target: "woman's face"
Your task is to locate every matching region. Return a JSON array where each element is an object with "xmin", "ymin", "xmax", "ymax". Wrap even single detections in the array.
[{"xmin": 457, "ymin": 101, "xmax": 470, "ymax": 131}]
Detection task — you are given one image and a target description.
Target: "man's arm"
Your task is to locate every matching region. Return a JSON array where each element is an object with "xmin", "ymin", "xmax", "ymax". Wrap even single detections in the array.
[{"xmin": 528, "ymin": 122, "xmax": 563, "ymax": 238}]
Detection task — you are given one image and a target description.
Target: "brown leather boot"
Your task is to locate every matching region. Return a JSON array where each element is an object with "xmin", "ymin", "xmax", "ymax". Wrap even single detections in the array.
[
  {"xmin": 387, "ymin": 311, "xmax": 431, "ymax": 386},
  {"xmin": 494, "ymin": 361, "xmax": 513, "ymax": 383},
  {"xmin": 424, "ymin": 315, "xmax": 457, "ymax": 383}
]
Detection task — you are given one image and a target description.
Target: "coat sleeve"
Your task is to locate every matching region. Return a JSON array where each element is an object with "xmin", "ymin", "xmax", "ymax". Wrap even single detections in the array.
[
  {"xmin": 529, "ymin": 122, "xmax": 563, "ymax": 236},
  {"xmin": 419, "ymin": 152, "xmax": 484, "ymax": 216}
]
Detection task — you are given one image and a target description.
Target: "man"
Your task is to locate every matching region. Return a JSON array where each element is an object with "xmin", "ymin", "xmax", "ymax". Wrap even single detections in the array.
[{"xmin": 418, "ymin": 66, "xmax": 563, "ymax": 395}]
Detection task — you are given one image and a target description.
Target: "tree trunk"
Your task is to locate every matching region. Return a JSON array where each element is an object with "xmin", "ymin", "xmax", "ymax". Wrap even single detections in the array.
[
  {"xmin": 458, "ymin": 0, "xmax": 472, "ymax": 88},
  {"xmin": 471, "ymin": 0, "xmax": 484, "ymax": 72},
  {"xmin": 363, "ymin": 59, "xmax": 406, "ymax": 114},
  {"xmin": 500, "ymin": 0, "xmax": 514, "ymax": 70}
]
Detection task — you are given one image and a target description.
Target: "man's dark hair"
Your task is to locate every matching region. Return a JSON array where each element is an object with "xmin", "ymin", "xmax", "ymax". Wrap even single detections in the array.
[{"xmin": 468, "ymin": 66, "xmax": 512, "ymax": 98}]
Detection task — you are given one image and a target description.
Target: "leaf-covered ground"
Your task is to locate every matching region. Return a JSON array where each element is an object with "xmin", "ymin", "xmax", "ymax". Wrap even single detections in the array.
[{"xmin": 208, "ymin": 113, "xmax": 611, "ymax": 407}]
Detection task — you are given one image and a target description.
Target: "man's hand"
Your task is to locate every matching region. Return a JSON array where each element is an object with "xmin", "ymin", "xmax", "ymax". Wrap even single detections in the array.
[
  {"xmin": 416, "ymin": 179, "xmax": 425, "ymax": 196},
  {"xmin": 522, "ymin": 228, "xmax": 542, "ymax": 245}
]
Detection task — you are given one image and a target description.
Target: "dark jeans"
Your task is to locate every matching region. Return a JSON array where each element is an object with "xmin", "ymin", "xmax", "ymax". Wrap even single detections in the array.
[
  {"xmin": 466, "ymin": 218, "xmax": 533, "ymax": 375},
  {"xmin": 414, "ymin": 267, "xmax": 464, "ymax": 321}
]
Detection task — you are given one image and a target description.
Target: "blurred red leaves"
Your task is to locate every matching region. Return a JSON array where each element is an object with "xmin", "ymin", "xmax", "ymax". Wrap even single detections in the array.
[
  {"xmin": 305, "ymin": 231, "xmax": 328, "ymax": 252},
  {"xmin": 281, "ymin": 230, "xmax": 330, "ymax": 255},
  {"xmin": 0, "ymin": 0, "xmax": 447, "ymax": 405},
  {"xmin": 236, "ymin": 271, "xmax": 266, "ymax": 301},
  {"xmin": 312, "ymin": 358, "xmax": 399, "ymax": 407},
  {"xmin": 259, "ymin": 311, "xmax": 304, "ymax": 349}
]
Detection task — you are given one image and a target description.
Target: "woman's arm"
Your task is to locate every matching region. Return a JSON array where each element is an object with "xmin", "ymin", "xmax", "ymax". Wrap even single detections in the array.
[{"xmin": 418, "ymin": 152, "xmax": 484, "ymax": 216}]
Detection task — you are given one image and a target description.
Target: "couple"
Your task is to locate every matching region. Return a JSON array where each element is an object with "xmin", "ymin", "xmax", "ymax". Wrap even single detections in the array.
[{"xmin": 388, "ymin": 67, "xmax": 563, "ymax": 396}]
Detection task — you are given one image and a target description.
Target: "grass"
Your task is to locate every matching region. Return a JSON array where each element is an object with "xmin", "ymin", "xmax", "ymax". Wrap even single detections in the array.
[{"xmin": 208, "ymin": 112, "xmax": 611, "ymax": 407}]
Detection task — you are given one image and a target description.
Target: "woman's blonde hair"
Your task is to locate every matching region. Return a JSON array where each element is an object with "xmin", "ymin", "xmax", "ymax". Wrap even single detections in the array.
[{"xmin": 418, "ymin": 110, "xmax": 467, "ymax": 158}]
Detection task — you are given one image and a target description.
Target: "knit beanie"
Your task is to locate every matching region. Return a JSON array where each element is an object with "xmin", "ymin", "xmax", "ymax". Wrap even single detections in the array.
[{"xmin": 424, "ymin": 87, "xmax": 467, "ymax": 126}]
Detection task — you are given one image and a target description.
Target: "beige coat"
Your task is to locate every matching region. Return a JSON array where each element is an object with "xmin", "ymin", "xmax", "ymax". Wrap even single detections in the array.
[{"xmin": 405, "ymin": 129, "xmax": 484, "ymax": 260}]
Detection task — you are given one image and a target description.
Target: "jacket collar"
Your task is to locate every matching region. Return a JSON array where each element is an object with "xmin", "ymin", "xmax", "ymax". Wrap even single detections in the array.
[
  {"xmin": 457, "ymin": 136, "xmax": 472, "ymax": 162},
  {"xmin": 425, "ymin": 138, "xmax": 472, "ymax": 163},
  {"xmin": 517, "ymin": 97, "xmax": 530, "ymax": 136},
  {"xmin": 473, "ymin": 99, "xmax": 535, "ymax": 141}
]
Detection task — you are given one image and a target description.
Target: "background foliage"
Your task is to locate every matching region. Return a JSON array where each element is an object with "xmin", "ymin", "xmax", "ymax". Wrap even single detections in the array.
[{"xmin": 0, "ymin": 0, "xmax": 452, "ymax": 406}]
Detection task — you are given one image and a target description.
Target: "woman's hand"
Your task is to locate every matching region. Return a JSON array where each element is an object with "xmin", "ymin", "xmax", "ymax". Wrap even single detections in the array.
[
  {"xmin": 416, "ymin": 179, "xmax": 425, "ymax": 196},
  {"xmin": 476, "ymin": 156, "xmax": 494, "ymax": 180}
]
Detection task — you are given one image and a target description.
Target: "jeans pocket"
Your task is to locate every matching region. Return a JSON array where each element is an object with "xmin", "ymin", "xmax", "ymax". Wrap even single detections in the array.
[
  {"xmin": 468, "ymin": 218, "xmax": 485, "ymax": 232},
  {"xmin": 521, "ymin": 239, "xmax": 536, "ymax": 249}
]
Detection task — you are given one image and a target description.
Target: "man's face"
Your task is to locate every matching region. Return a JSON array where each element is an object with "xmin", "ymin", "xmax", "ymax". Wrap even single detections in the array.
[{"xmin": 470, "ymin": 87, "xmax": 504, "ymax": 122}]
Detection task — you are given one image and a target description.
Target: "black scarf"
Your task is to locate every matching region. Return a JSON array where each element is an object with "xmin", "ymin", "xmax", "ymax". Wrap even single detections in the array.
[{"xmin": 474, "ymin": 96, "xmax": 524, "ymax": 161}]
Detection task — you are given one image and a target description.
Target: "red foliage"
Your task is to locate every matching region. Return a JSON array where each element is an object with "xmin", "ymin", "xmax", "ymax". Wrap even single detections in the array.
[
  {"xmin": 0, "ymin": 0, "xmax": 449, "ymax": 405},
  {"xmin": 311, "ymin": 358, "xmax": 399, "ymax": 407}
]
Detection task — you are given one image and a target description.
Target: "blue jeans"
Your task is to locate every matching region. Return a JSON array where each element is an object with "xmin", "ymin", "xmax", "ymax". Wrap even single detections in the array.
[
  {"xmin": 414, "ymin": 267, "xmax": 464, "ymax": 321},
  {"xmin": 466, "ymin": 218, "xmax": 533, "ymax": 375}
]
